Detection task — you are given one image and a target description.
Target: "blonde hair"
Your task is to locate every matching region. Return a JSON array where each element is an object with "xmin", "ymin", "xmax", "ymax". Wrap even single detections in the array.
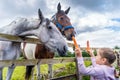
[{"xmin": 99, "ymin": 48, "xmax": 116, "ymax": 64}]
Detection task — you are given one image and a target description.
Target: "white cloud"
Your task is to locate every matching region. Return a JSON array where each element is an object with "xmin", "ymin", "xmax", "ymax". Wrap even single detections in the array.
[
  {"xmin": 79, "ymin": 13, "xmax": 108, "ymax": 27},
  {"xmin": 76, "ymin": 29, "xmax": 120, "ymax": 48},
  {"xmin": 0, "ymin": 0, "xmax": 120, "ymax": 48}
]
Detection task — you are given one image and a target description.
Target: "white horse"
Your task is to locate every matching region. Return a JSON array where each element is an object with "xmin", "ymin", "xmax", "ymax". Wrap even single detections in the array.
[
  {"xmin": 23, "ymin": 3, "xmax": 73, "ymax": 80},
  {"xmin": 0, "ymin": 9, "xmax": 67, "ymax": 80}
]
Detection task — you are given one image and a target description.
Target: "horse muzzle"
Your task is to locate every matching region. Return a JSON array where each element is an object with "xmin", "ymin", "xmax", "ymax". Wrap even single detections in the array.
[{"xmin": 57, "ymin": 45, "xmax": 68, "ymax": 57}]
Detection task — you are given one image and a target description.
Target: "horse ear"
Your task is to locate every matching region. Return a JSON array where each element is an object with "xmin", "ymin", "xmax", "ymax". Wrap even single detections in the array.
[
  {"xmin": 57, "ymin": 2, "xmax": 61, "ymax": 12},
  {"xmin": 65, "ymin": 7, "xmax": 70, "ymax": 14},
  {"xmin": 38, "ymin": 9, "xmax": 44, "ymax": 23}
]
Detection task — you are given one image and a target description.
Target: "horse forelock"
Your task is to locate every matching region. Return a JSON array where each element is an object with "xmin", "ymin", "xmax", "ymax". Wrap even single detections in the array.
[
  {"xmin": 46, "ymin": 18, "xmax": 50, "ymax": 25},
  {"xmin": 51, "ymin": 10, "xmax": 66, "ymax": 23}
]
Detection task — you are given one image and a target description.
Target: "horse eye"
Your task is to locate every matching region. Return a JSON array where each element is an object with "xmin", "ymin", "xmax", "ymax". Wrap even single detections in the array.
[
  {"xmin": 60, "ymin": 17, "xmax": 63, "ymax": 20},
  {"xmin": 48, "ymin": 26, "xmax": 52, "ymax": 29}
]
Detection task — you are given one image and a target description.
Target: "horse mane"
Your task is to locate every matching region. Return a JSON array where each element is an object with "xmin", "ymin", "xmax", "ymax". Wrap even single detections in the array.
[{"xmin": 1, "ymin": 18, "xmax": 41, "ymax": 35}]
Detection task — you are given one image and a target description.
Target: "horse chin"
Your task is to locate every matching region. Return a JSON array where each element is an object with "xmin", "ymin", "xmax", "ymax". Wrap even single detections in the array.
[
  {"xmin": 45, "ymin": 45, "xmax": 67, "ymax": 57},
  {"xmin": 64, "ymin": 29, "xmax": 75, "ymax": 41},
  {"xmin": 57, "ymin": 48, "xmax": 67, "ymax": 57},
  {"xmin": 65, "ymin": 35, "xmax": 72, "ymax": 41},
  {"xmin": 45, "ymin": 43, "xmax": 67, "ymax": 57},
  {"xmin": 59, "ymin": 52, "xmax": 67, "ymax": 57},
  {"xmin": 57, "ymin": 45, "xmax": 68, "ymax": 57}
]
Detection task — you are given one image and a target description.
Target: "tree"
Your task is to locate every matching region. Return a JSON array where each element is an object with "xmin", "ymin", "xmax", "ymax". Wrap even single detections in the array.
[{"xmin": 114, "ymin": 46, "xmax": 120, "ymax": 49}]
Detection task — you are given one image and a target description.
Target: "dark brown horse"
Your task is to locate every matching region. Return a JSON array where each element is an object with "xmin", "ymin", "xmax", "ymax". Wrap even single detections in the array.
[
  {"xmin": 51, "ymin": 3, "xmax": 75, "ymax": 40},
  {"xmin": 23, "ymin": 3, "xmax": 75, "ymax": 80}
]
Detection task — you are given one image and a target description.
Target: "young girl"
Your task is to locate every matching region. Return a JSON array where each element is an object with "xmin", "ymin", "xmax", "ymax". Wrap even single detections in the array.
[{"xmin": 75, "ymin": 48, "xmax": 116, "ymax": 80}]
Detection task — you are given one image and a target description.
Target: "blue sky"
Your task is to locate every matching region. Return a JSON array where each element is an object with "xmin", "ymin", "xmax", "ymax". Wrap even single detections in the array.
[{"xmin": 0, "ymin": 0, "xmax": 120, "ymax": 48}]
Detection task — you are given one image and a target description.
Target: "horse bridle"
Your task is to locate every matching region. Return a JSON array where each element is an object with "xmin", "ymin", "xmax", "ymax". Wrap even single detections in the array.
[{"xmin": 51, "ymin": 14, "xmax": 74, "ymax": 35}]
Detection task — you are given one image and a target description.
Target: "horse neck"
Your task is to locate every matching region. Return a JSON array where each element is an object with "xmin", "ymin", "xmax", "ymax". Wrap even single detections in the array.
[{"xmin": 3, "ymin": 18, "xmax": 40, "ymax": 35}]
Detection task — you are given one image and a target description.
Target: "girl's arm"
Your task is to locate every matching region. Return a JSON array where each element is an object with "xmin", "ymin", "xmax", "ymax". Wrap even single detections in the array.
[
  {"xmin": 87, "ymin": 49, "xmax": 96, "ymax": 66},
  {"xmin": 77, "ymin": 57, "xmax": 104, "ymax": 76},
  {"xmin": 75, "ymin": 48, "xmax": 103, "ymax": 76}
]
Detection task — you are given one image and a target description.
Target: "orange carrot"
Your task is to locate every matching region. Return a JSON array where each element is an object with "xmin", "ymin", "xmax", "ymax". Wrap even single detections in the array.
[
  {"xmin": 72, "ymin": 36, "xmax": 79, "ymax": 49},
  {"xmin": 86, "ymin": 40, "xmax": 90, "ymax": 52}
]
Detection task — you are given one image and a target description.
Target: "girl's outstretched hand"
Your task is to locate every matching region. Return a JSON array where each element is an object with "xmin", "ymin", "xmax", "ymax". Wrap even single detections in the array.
[
  {"xmin": 87, "ymin": 49, "xmax": 94, "ymax": 57},
  {"xmin": 86, "ymin": 40, "xmax": 94, "ymax": 57},
  {"xmin": 75, "ymin": 48, "xmax": 82, "ymax": 57}
]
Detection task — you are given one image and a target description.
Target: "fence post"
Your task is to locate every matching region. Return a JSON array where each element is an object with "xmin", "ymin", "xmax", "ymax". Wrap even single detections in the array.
[
  {"xmin": 75, "ymin": 58, "xmax": 82, "ymax": 80},
  {"xmin": 36, "ymin": 62, "xmax": 41, "ymax": 80},
  {"xmin": 48, "ymin": 64, "xmax": 53, "ymax": 79}
]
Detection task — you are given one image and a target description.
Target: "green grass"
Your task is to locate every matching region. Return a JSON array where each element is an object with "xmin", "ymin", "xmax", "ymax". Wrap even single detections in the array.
[
  {"xmin": 3, "ymin": 64, "xmax": 68, "ymax": 80},
  {"xmin": 3, "ymin": 67, "xmax": 25, "ymax": 80},
  {"xmin": 3, "ymin": 60, "xmax": 91, "ymax": 80}
]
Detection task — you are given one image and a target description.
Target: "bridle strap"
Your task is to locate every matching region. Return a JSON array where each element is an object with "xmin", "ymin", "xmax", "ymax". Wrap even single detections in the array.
[
  {"xmin": 64, "ymin": 25, "xmax": 74, "ymax": 30},
  {"xmin": 56, "ymin": 22, "xmax": 63, "ymax": 30},
  {"xmin": 56, "ymin": 22, "xmax": 74, "ymax": 31},
  {"xmin": 51, "ymin": 14, "xmax": 74, "ymax": 31}
]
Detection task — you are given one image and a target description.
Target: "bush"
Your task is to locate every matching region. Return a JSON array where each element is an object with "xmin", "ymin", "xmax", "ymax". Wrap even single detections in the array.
[
  {"xmin": 53, "ymin": 61, "xmax": 91, "ymax": 80},
  {"xmin": 82, "ymin": 50, "xmax": 90, "ymax": 57},
  {"xmin": 66, "ymin": 51, "xmax": 75, "ymax": 57},
  {"xmin": 82, "ymin": 76, "xmax": 90, "ymax": 80},
  {"xmin": 54, "ymin": 63, "xmax": 76, "ymax": 77}
]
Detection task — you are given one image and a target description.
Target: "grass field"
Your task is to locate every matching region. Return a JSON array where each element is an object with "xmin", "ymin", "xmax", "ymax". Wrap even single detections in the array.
[
  {"xmin": 3, "ymin": 60, "xmax": 91, "ymax": 80},
  {"xmin": 3, "ymin": 63, "xmax": 74, "ymax": 80}
]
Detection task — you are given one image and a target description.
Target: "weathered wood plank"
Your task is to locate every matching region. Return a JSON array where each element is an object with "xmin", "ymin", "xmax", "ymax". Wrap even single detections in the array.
[
  {"xmin": 0, "ymin": 33, "xmax": 100, "ymax": 49},
  {"xmin": 0, "ymin": 57, "xmax": 91, "ymax": 67},
  {"xmin": 49, "ymin": 74, "xmax": 77, "ymax": 80},
  {"xmin": 0, "ymin": 33, "xmax": 41, "ymax": 44},
  {"xmin": 0, "ymin": 58, "xmax": 75, "ymax": 67},
  {"xmin": 48, "ymin": 64, "xmax": 53, "ymax": 79}
]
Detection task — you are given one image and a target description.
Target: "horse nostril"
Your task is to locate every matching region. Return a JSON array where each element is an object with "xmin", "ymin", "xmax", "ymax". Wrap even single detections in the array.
[
  {"xmin": 71, "ymin": 32, "xmax": 75, "ymax": 37},
  {"xmin": 63, "ymin": 46, "xmax": 67, "ymax": 52}
]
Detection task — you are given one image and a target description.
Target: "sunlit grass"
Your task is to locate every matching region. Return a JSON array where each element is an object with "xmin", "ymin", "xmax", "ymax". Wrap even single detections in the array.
[
  {"xmin": 2, "ymin": 64, "xmax": 66, "ymax": 80},
  {"xmin": 3, "ymin": 67, "xmax": 25, "ymax": 80},
  {"xmin": 3, "ymin": 59, "xmax": 91, "ymax": 80}
]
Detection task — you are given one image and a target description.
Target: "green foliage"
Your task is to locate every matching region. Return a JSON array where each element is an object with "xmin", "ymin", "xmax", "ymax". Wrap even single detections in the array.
[
  {"xmin": 114, "ymin": 46, "xmax": 120, "ymax": 49},
  {"xmin": 54, "ymin": 63, "xmax": 76, "ymax": 77},
  {"xmin": 84, "ymin": 61, "xmax": 92, "ymax": 67},
  {"xmin": 82, "ymin": 50, "xmax": 90, "ymax": 57},
  {"xmin": 55, "ymin": 49, "xmax": 97, "ymax": 57},
  {"xmin": 82, "ymin": 76, "xmax": 90, "ymax": 80},
  {"xmin": 66, "ymin": 63, "xmax": 76, "ymax": 74},
  {"xmin": 82, "ymin": 50, "xmax": 97, "ymax": 57},
  {"xmin": 3, "ymin": 67, "xmax": 25, "ymax": 80},
  {"xmin": 93, "ymin": 49, "xmax": 97, "ymax": 56},
  {"xmin": 66, "ymin": 51, "xmax": 75, "ymax": 57},
  {"xmin": 54, "ymin": 61, "xmax": 91, "ymax": 80},
  {"xmin": 55, "ymin": 51, "xmax": 75, "ymax": 57},
  {"xmin": 3, "ymin": 60, "xmax": 91, "ymax": 80}
]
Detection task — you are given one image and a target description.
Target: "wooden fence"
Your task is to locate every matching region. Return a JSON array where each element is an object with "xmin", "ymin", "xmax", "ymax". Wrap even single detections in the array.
[
  {"xmin": 0, "ymin": 57, "xmax": 91, "ymax": 80},
  {"xmin": 0, "ymin": 33, "xmax": 92, "ymax": 80}
]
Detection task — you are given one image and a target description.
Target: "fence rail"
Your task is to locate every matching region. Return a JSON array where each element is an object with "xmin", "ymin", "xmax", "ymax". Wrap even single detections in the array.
[
  {"xmin": 0, "ymin": 58, "xmax": 90, "ymax": 67},
  {"xmin": 0, "ymin": 58, "xmax": 90, "ymax": 80},
  {"xmin": 0, "ymin": 33, "xmax": 93, "ymax": 80},
  {"xmin": 0, "ymin": 33, "xmax": 99, "ymax": 50},
  {"xmin": 0, "ymin": 58, "xmax": 75, "ymax": 67},
  {"xmin": 0, "ymin": 33, "xmax": 41, "ymax": 44}
]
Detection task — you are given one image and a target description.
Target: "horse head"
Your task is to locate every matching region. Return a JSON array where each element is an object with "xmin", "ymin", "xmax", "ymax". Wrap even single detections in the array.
[
  {"xmin": 51, "ymin": 3, "xmax": 75, "ymax": 40},
  {"xmin": 20, "ymin": 9, "xmax": 68, "ymax": 57}
]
